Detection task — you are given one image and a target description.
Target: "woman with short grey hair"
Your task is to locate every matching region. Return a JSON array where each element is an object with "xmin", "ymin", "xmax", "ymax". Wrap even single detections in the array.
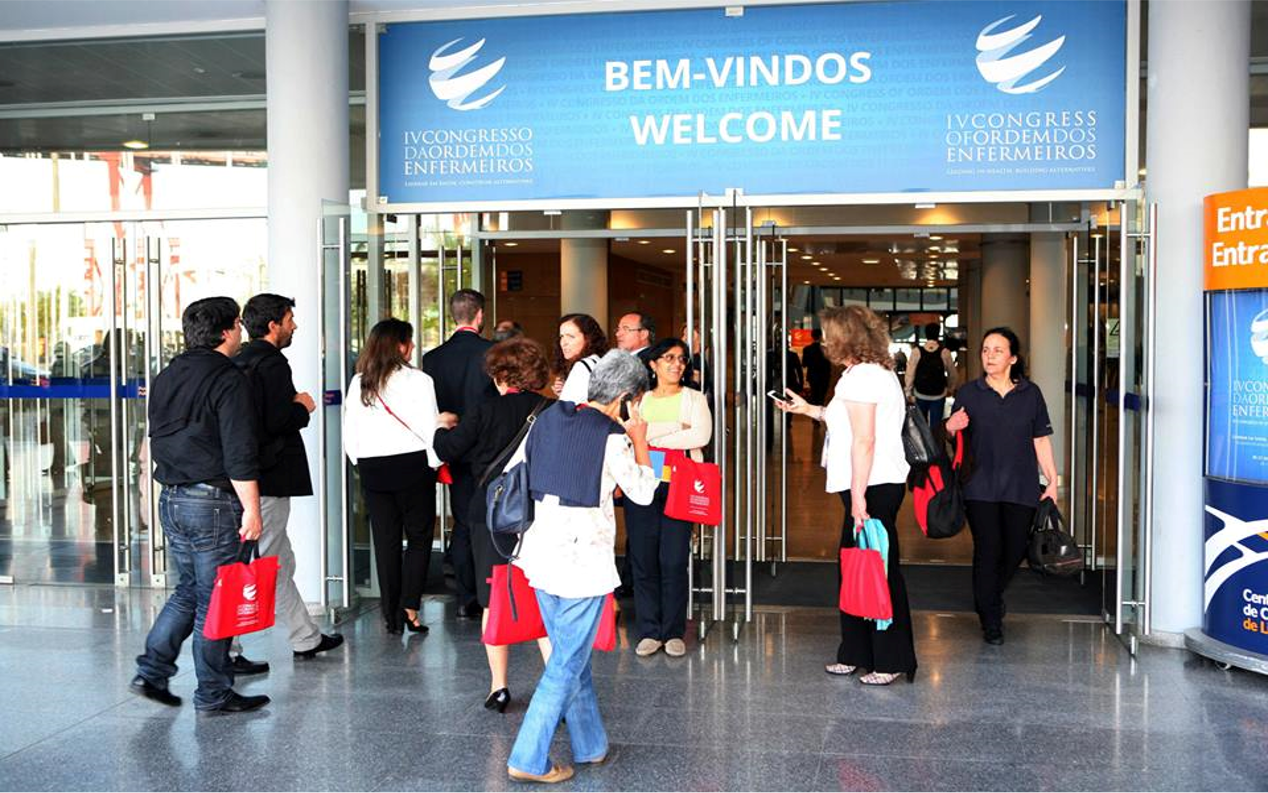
[{"xmin": 506, "ymin": 350, "xmax": 659, "ymax": 783}]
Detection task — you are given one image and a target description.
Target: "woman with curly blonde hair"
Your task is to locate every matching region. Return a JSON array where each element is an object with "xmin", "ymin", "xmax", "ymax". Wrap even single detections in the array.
[{"xmin": 777, "ymin": 305, "xmax": 917, "ymax": 685}]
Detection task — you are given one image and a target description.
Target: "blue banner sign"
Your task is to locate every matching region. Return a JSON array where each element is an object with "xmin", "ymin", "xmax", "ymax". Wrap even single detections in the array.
[
  {"xmin": 1207, "ymin": 290, "xmax": 1268, "ymax": 485},
  {"xmin": 1204, "ymin": 478, "xmax": 1268, "ymax": 656},
  {"xmin": 378, "ymin": 0, "xmax": 1127, "ymax": 205}
]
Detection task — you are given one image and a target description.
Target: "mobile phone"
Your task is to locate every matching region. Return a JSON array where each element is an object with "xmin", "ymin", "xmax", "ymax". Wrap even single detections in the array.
[
  {"xmin": 766, "ymin": 389, "xmax": 787, "ymax": 402},
  {"xmin": 619, "ymin": 395, "xmax": 632, "ymax": 421}
]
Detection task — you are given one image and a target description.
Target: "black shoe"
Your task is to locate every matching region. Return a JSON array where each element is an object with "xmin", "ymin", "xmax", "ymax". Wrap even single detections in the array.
[
  {"xmin": 385, "ymin": 615, "xmax": 404, "ymax": 634},
  {"xmin": 458, "ymin": 602, "xmax": 483, "ymax": 620},
  {"xmin": 403, "ymin": 611, "xmax": 429, "ymax": 635},
  {"xmin": 484, "ymin": 687, "xmax": 511, "ymax": 713},
  {"xmin": 294, "ymin": 633, "xmax": 345, "ymax": 659},
  {"xmin": 231, "ymin": 655, "xmax": 270, "ymax": 675},
  {"xmin": 130, "ymin": 675, "xmax": 181, "ymax": 707},
  {"xmin": 984, "ymin": 627, "xmax": 1004, "ymax": 645},
  {"xmin": 204, "ymin": 691, "xmax": 270, "ymax": 714}
]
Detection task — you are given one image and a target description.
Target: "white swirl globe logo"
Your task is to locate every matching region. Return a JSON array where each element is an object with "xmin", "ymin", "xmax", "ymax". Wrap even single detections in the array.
[
  {"xmin": 693, "ymin": 479, "xmax": 706, "ymax": 495},
  {"xmin": 428, "ymin": 37, "xmax": 506, "ymax": 111},
  {"xmin": 975, "ymin": 14, "xmax": 1066, "ymax": 94},
  {"xmin": 243, "ymin": 583, "xmax": 257, "ymax": 602}
]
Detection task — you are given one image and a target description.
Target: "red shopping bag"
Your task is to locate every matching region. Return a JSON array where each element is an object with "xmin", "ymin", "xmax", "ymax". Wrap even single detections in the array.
[
  {"xmin": 204, "ymin": 542, "xmax": 279, "ymax": 640},
  {"xmin": 593, "ymin": 593, "xmax": 617, "ymax": 652},
  {"xmin": 483, "ymin": 564, "xmax": 547, "ymax": 645},
  {"xmin": 664, "ymin": 453, "xmax": 722, "ymax": 526},
  {"xmin": 838, "ymin": 546, "xmax": 892, "ymax": 621},
  {"xmin": 436, "ymin": 463, "xmax": 454, "ymax": 485}
]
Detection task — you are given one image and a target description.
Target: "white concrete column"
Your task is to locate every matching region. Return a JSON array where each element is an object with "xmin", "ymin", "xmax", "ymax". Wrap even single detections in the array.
[
  {"xmin": 560, "ymin": 211, "xmax": 610, "ymax": 328},
  {"xmin": 266, "ymin": 0, "xmax": 349, "ymax": 604},
  {"xmin": 1145, "ymin": 0, "xmax": 1250, "ymax": 637},
  {"xmin": 979, "ymin": 235, "xmax": 1030, "ymax": 350},
  {"xmin": 1029, "ymin": 232, "xmax": 1067, "ymax": 477}
]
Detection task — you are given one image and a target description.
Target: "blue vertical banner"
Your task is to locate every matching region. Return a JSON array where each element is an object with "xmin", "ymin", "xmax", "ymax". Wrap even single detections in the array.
[
  {"xmin": 377, "ymin": 0, "xmax": 1127, "ymax": 205},
  {"xmin": 1207, "ymin": 290, "xmax": 1268, "ymax": 484}
]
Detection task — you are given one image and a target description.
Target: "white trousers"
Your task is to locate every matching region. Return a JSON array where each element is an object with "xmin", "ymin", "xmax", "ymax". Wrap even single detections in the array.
[{"xmin": 232, "ymin": 496, "xmax": 322, "ymax": 654}]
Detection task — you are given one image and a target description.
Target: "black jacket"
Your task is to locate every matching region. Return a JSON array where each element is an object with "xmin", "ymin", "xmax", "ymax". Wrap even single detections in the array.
[
  {"xmin": 432, "ymin": 391, "xmax": 551, "ymax": 526},
  {"xmin": 149, "ymin": 348, "xmax": 258, "ymax": 486},
  {"xmin": 234, "ymin": 340, "xmax": 313, "ymax": 497},
  {"xmin": 422, "ymin": 330, "xmax": 497, "ymax": 416}
]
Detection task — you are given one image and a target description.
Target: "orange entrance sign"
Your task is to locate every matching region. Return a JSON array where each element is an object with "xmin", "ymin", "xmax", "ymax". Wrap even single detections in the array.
[{"xmin": 1205, "ymin": 186, "xmax": 1268, "ymax": 291}]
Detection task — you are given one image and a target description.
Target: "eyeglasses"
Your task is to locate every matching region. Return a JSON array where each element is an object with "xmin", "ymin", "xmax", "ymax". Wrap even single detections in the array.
[
  {"xmin": 617, "ymin": 325, "xmax": 644, "ymax": 333},
  {"xmin": 658, "ymin": 355, "xmax": 688, "ymax": 364}
]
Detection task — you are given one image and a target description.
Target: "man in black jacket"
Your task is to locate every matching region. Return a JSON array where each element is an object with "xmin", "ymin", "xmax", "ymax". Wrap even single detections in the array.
[
  {"xmin": 423, "ymin": 289, "xmax": 497, "ymax": 618},
  {"xmin": 230, "ymin": 294, "xmax": 343, "ymax": 668},
  {"xmin": 132, "ymin": 297, "xmax": 269, "ymax": 714}
]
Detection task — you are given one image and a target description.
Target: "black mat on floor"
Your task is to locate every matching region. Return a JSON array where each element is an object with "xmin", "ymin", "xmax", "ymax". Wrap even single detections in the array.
[{"xmin": 747, "ymin": 561, "xmax": 1104, "ymax": 615}]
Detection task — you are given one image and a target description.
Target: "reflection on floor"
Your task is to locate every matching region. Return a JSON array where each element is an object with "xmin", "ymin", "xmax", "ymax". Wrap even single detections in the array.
[{"xmin": 0, "ymin": 585, "xmax": 1263, "ymax": 791}]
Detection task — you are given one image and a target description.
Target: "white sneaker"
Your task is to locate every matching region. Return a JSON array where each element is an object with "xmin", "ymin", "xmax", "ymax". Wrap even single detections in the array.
[
  {"xmin": 664, "ymin": 638, "xmax": 686, "ymax": 657},
  {"xmin": 635, "ymin": 638, "xmax": 663, "ymax": 657}
]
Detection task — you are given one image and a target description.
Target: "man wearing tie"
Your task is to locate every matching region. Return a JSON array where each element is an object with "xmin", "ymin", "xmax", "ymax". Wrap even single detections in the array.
[{"xmin": 424, "ymin": 289, "xmax": 498, "ymax": 619}]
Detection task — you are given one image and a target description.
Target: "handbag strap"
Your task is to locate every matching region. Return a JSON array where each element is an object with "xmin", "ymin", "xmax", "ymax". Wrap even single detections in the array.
[
  {"xmin": 235, "ymin": 539, "xmax": 259, "ymax": 564},
  {"xmin": 479, "ymin": 397, "xmax": 548, "ymax": 488},
  {"xmin": 378, "ymin": 394, "xmax": 429, "ymax": 445}
]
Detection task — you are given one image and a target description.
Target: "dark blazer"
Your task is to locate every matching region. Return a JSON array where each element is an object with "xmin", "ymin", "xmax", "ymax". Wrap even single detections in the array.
[
  {"xmin": 432, "ymin": 391, "xmax": 551, "ymax": 525},
  {"xmin": 422, "ymin": 330, "xmax": 497, "ymax": 417},
  {"xmin": 234, "ymin": 339, "xmax": 313, "ymax": 498}
]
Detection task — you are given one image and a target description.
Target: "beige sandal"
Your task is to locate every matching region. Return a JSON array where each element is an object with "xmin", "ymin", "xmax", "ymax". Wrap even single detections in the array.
[
  {"xmin": 824, "ymin": 663, "xmax": 857, "ymax": 676},
  {"xmin": 859, "ymin": 671, "xmax": 912, "ymax": 686}
]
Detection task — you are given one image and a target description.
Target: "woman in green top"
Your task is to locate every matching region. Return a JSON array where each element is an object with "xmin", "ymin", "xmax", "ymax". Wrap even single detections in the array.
[{"xmin": 627, "ymin": 338, "xmax": 714, "ymax": 657}]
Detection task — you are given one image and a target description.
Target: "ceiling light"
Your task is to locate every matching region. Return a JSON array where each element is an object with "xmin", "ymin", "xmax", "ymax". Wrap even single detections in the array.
[
  {"xmin": 788, "ymin": 247, "xmax": 799, "ymax": 253},
  {"xmin": 543, "ymin": 209, "xmax": 563, "ymax": 216},
  {"xmin": 800, "ymin": 255, "xmax": 813, "ymax": 260},
  {"xmin": 811, "ymin": 260, "xmax": 820, "ymax": 266},
  {"xmin": 929, "ymin": 235, "xmax": 943, "ymax": 241},
  {"xmin": 502, "ymin": 241, "xmax": 518, "ymax": 247},
  {"xmin": 915, "ymin": 202, "xmax": 936, "ymax": 209},
  {"xmin": 637, "ymin": 239, "xmax": 650, "ymax": 245},
  {"xmin": 818, "ymin": 267, "xmax": 829, "ymax": 272},
  {"xmin": 122, "ymin": 140, "xmax": 149, "ymax": 150},
  {"xmin": 662, "ymin": 249, "xmax": 676, "ymax": 254},
  {"xmin": 803, "ymin": 280, "xmax": 811, "ymax": 285},
  {"xmin": 832, "ymin": 276, "xmax": 841, "ymax": 281},
  {"xmin": 862, "ymin": 258, "xmax": 880, "ymax": 264}
]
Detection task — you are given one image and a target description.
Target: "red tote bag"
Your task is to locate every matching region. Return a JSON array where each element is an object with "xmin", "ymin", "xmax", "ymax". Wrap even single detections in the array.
[
  {"xmin": 204, "ymin": 542, "xmax": 279, "ymax": 640},
  {"xmin": 838, "ymin": 543, "xmax": 893, "ymax": 622},
  {"xmin": 483, "ymin": 564, "xmax": 547, "ymax": 645},
  {"xmin": 664, "ymin": 453, "xmax": 722, "ymax": 526},
  {"xmin": 592, "ymin": 593, "xmax": 617, "ymax": 652}
]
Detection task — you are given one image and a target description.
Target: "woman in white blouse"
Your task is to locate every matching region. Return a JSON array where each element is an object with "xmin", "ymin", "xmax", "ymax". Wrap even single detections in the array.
[
  {"xmin": 551, "ymin": 313, "xmax": 609, "ymax": 403},
  {"xmin": 627, "ymin": 337, "xmax": 713, "ymax": 658},
  {"xmin": 778, "ymin": 306, "xmax": 917, "ymax": 686},
  {"xmin": 344, "ymin": 318, "xmax": 455, "ymax": 636},
  {"xmin": 507, "ymin": 351, "xmax": 658, "ymax": 784}
]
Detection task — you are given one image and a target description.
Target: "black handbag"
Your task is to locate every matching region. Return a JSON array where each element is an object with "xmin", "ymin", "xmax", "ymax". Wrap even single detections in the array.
[
  {"xmin": 1027, "ymin": 498, "xmax": 1084, "ymax": 577},
  {"xmin": 901, "ymin": 404, "xmax": 941, "ymax": 468},
  {"xmin": 482, "ymin": 399, "xmax": 549, "ymax": 559}
]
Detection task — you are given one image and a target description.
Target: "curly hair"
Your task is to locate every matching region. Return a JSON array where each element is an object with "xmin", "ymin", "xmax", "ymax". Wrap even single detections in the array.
[
  {"xmin": 554, "ymin": 313, "xmax": 610, "ymax": 377},
  {"xmin": 819, "ymin": 305, "xmax": 893, "ymax": 369},
  {"xmin": 485, "ymin": 336, "xmax": 550, "ymax": 392}
]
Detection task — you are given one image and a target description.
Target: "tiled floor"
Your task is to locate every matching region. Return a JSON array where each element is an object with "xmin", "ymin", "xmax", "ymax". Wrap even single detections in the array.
[{"xmin": 1, "ymin": 584, "xmax": 1266, "ymax": 792}]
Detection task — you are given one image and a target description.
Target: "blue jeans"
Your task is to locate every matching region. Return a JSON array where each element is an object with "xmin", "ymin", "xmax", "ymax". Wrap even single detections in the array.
[
  {"xmin": 508, "ymin": 592, "xmax": 608, "ymax": 775},
  {"xmin": 916, "ymin": 397, "xmax": 946, "ymax": 429},
  {"xmin": 135, "ymin": 484, "xmax": 242, "ymax": 710}
]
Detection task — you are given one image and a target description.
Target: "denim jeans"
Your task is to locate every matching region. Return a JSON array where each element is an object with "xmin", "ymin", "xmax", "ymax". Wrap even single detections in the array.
[
  {"xmin": 916, "ymin": 397, "xmax": 946, "ymax": 429},
  {"xmin": 508, "ymin": 592, "xmax": 608, "ymax": 775},
  {"xmin": 135, "ymin": 484, "xmax": 242, "ymax": 710}
]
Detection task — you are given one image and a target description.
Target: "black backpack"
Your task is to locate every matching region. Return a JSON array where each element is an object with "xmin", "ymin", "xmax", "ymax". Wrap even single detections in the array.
[
  {"xmin": 1027, "ymin": 498, "xmax": 1084, "ymax": 576},
  {"xmin": 912, "ymin": 343, "xmax": 948, "ymax": 395}
]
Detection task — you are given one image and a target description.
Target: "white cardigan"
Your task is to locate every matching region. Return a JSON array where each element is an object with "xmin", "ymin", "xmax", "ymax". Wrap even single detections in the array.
[
  {"xmin": 641, "ymin": 387, "xmax": 712, "ymax": 462},
  {"xmin": 342, "ymin": 367, "xmax": 441, "ymax": 467}
]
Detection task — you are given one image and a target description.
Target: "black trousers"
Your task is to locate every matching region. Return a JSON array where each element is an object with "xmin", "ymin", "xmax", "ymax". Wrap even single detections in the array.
[
  {"xmin": 447, "ymin": 463, "xmax": 479, "ymax": 610},
  {"xmin": 624, "ymin": 482, "xmax": 692, "ymax": 641},
  {"xmin": 837, "ymin": 484, "xmax": 917, "ymax": 674},
  {"xmin": 966, "ymin": 500, "xmax": 1037, "ymax": 630},
  {"xmin": 359, "ymin": 455, "xmax": 436, "ymax": 623}
]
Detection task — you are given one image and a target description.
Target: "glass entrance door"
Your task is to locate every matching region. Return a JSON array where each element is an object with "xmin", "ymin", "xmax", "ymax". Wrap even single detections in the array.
[{"xmin": 0, "ymin": 217, "xmax": 268, "ymax": 587}]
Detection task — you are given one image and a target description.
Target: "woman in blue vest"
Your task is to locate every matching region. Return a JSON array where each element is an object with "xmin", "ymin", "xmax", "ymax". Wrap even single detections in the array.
[{"xmin": 508, "ymin": 350, "xmax": 659, "ymax": 783}]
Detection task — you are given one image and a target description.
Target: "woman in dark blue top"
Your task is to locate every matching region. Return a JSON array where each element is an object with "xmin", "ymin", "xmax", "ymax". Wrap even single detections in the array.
[{"xmin": 945, "ymin": 327, "xmax": 1059, "ymax": 646}]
